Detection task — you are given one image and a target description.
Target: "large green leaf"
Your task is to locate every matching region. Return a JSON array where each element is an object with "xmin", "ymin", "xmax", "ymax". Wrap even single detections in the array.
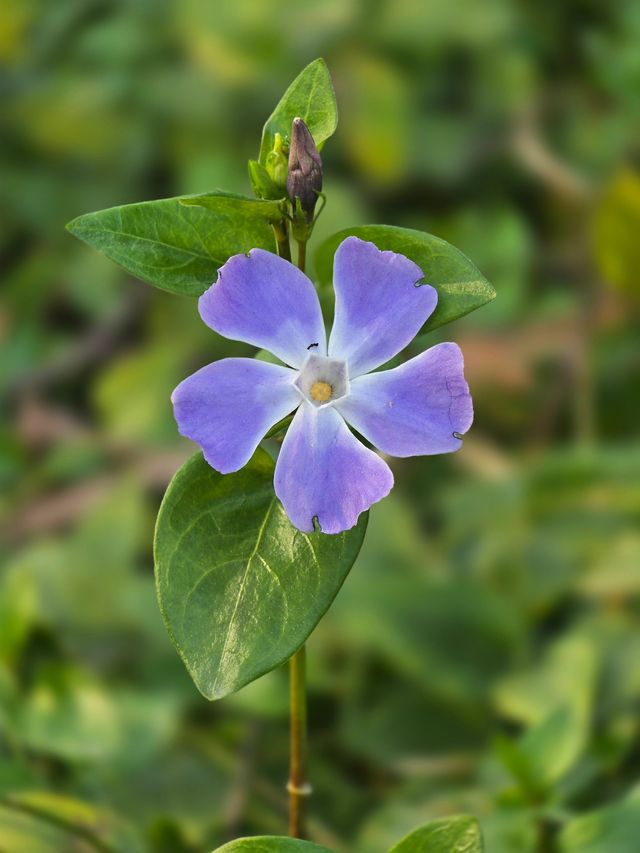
[
  {"xmin": 259, "ymin": 58, "xmax": 338, "ymax": 163},
  {"xmin": 314, "ymin": 225, "xmax": 495, "ymax": 332},
  {"xmin": 389, "ymin": 815, "xmax": 483, "ymax": 852},
  {"xmin": 214, "ymin": 837, "xmax": 333, "ymax": 852},
  {"xmin": 154, "ymin": 450, "xmax": 367, "ymax": 700},
  {"xmin": 66, "ymin": 192, "xmax": 282, "ymax": 296}
]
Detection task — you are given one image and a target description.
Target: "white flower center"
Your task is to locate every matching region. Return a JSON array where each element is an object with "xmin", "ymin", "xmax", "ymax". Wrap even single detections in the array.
[{"xmin": 295, "ymin": 354, "xmax": 349, "ymax": 408}]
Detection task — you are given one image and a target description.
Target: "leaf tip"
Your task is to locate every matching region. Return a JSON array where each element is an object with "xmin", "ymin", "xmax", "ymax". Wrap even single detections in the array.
[{"xmin": 65, "ymin": 216, "xmax": 81, "ymax": 236}]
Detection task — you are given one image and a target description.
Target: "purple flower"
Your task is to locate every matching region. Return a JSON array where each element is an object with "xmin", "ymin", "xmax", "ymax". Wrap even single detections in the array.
[{"xmin": 172, "ymin": 237, "xmax": 473, "ymax": 534}]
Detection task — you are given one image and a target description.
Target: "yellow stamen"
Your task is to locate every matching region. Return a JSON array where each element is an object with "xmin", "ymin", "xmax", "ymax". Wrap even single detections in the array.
[{"xmin": 310, "ymin": 380, "xmax": 332, "ymax": 403}]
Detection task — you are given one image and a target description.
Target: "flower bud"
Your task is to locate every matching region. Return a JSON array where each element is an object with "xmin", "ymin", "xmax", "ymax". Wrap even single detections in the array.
[
  {"xmin": 265, "ymin": 132, "xmax": 289, "ymax": 190},
  {"xmin": 286, "ymin": 117, "xmax": 323, "ymax": 223}
]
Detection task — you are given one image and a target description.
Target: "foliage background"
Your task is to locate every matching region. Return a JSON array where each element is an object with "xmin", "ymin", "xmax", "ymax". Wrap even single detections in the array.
[{"xmin": 2, "ymin": 0, "xmax": 640, "ymax": 850}]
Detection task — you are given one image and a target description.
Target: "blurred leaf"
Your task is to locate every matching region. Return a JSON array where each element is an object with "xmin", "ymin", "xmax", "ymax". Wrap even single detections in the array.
[
  {"xmin": 154, "ymin": 451, "xmax": 367, "ymax": 699},
  {"xmin": 14, "ymin": 663, "xmax": 178, "ymax": 767},
  {"xmin": 0, "ymin": 791, "xmax": 143, "ymax": 852},
  {"xmin": 576, "ymin": 534, "xmax": 640, "ymax": 599},
  {"xmin": 7, "ymin": 75, "xmax": 131, "ymax": 160},
  {"xmin": 369, "ymin": 0, "xmax": 515, "ymax": 49},
  {"xmin": 1, "ymin": 484, "xmax": 155, "ymax": 642},
  {"xmin": 314, "ymin": 225, "xmax": 495, "ymax": 332},
  {"xmin": 518, "ymin": 707, "xmax": 586, "ymax": 790},
  {"xmin": 18, "ymin": 666, "xmax": 121, "ymax": 761},
  {"xmin": 0, "ymin": 561, "xmax": 37, "ymax": 663},
  {"xmin": 593, "ymin": 168, "xmax": 640, "ymax": 293},
  {"xmin": 329, "ymin": 499, "xmax": 522, "ymax": 711},
  {"xmin": 110, "ymin": 738, "xmax": 227, "ymax": 831},
  {"xmin": 434, "ymin": 206, "xmax": 531, "ymax": 325},
  {"xmin": 0, "ymin": 802, "xmax": 94, "ymax": 853},
  {"xmin": 67, "ymin": 193, "xmax": 281, "ymax": 296},
  {"xmin": 558, "ymin": 785, "xmax": 640, "ymax": 853},
  {"xmin": 389, "ymin": 815, "xmax": 483, "ymax": 852},
  {"xmin": 495, "ymin": 633, "xmax": 598, "ymax": 729},
  {"xmin": 479, "ymin": 808, "xmax": 537, "ymax": 853},
  {"xmin": 214, "ymin": 838, "xmax": 333, "ymax": 852},
  {"xmin": 496, "ymin": 706, "xmax": 587, "ymax": 797},
  {"xmin": 225, "ymin": 666, "xmax": 289, "ymax": 718},
  {"xmin": 258, "ymin": 58, "xmax": 338, "ymax": 164},
  {"xmin": 340, "ymin": 672, "xmax": 485, "ymax": 765},
  {"xmin": 94, "ymin": 343, "xmax": 185, "ymax": 446},
  {"xmin": 338, "ymin": 53, "xmax": 410, "ymax": 186}
]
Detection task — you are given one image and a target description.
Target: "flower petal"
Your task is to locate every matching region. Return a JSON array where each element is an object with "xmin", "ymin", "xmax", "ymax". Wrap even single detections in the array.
[
  {"xmin": 274, "ymin": 402, "xmax": 393, "ymax": 534},
  {"xmin": 328, "ymin": 237, "xmax": 437, "ymax": 376},
  {"xmin": 172, "ymin": 358, "xmax": 299, "ymax": 473},
  {"xmin": 199, "ymin": 249, "xmax": 326, "ymax": 368},
  {"xmin": 335, "ymin": 343, "xmax": 473, "ymax": 457}
]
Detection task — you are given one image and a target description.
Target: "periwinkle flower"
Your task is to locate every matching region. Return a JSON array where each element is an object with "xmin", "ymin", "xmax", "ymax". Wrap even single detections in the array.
[{"xmin": 172, "ymin": 237, "xmax": 473, "ymax": 534}]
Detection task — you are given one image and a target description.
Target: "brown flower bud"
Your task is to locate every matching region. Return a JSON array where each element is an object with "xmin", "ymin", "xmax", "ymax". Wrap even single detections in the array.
[{"xmin": 286, "ymin": 117, "xmax": 323, "ymax": 223}]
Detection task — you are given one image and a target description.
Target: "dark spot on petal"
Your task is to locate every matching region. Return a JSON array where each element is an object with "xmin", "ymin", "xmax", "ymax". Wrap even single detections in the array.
[{"xmin": 452, "ymin": 431, "xmax": 464, "ymax": 440}]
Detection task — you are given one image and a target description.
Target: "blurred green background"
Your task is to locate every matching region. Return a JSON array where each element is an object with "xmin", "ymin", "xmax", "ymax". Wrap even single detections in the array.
[{"xmin": 2, "ymin": 1, "xmax": 640, "ymax": 851}]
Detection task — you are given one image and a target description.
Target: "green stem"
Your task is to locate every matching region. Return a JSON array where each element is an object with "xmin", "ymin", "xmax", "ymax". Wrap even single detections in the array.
[
  {"xmin": 287, "ymin": 238, "xmax": 312, "ymax": 839},
  {"xmin": 288, "ymin": 645, "xmax": 310, "ymax": 838},
  {"xmin": 297, "ymin": 239, "xmax": 306, "ymax": 273},
  {"xmin": 273, "ymin": 220, "xmax": 292, "ymax": 262}
]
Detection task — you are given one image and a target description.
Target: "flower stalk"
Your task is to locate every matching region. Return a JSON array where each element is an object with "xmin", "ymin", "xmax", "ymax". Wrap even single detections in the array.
[
  {"xmin": 287, "ymin": 215, "xmax": 311, "ymax": 840},
  {"xmin": 288, "ymin": 644, "xmax": 311, "ymax": 838},
  {"xmin": 273, "ymin": 219, "xmax": 292, "ymax": 262}
]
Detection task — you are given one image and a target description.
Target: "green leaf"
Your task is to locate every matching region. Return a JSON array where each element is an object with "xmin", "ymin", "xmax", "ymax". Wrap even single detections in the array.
[
  {"xmin": 389, "ymin": 815, "xmax": 484, "ymax": 852},
  {"xmin": 154, "ymin": 450, "xmax": 367, "ymax": 700},
  {"xmin": 259, "ymin": 58, "xmax": 338, "ymax": 164},
  {"xmin": 314, "ymin": 225, "xmax": 496, "ymax": 332},
  {"xmin": 67, "ymin": 192, "xmax": 282, "ymax": 296},
  {"xmin": 213, "ymin": 837, "xmax": 333, "ymax": 852}
]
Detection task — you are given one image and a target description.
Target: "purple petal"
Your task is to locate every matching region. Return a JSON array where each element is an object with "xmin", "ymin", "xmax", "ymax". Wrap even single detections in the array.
[
  {"xmin": 274, "ymin": 403, "xmax": 393, "ymax": 534},
  {"xmin": 172, "ymin": 358, "xmax": 299, "ymax": 473},
  {"xmin": 335, "ymin": 343, "xmax": 473, "ymax": 457},
  {"xmin": 328, "ymin": 237, "xmax": 437, "ymax": 376},
  {"xmin": 199, "ymin": 249, "xmax": 326, "ymax": 368}
]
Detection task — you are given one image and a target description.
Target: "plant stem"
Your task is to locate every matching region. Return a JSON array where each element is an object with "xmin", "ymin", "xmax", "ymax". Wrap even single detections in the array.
[
  {"xmin": 287, "ymin": 238, "xmax": 311, "ymax": 839},
  {"xmin": 297, "ymin": 239, "xmax": 306, "ymax": 273},
  {"xmin": 273, "ymin": 220, "xmax": 292, "ymax": 262},
  {"xmin": 288, "ymin": 645, "xmax": 310, "ymax": 837}
]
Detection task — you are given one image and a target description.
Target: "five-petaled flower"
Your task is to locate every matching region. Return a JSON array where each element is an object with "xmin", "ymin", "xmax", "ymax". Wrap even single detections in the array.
[{"xmin": 172, "ymin": 237, "xmax": 473, "ymax": 534}]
